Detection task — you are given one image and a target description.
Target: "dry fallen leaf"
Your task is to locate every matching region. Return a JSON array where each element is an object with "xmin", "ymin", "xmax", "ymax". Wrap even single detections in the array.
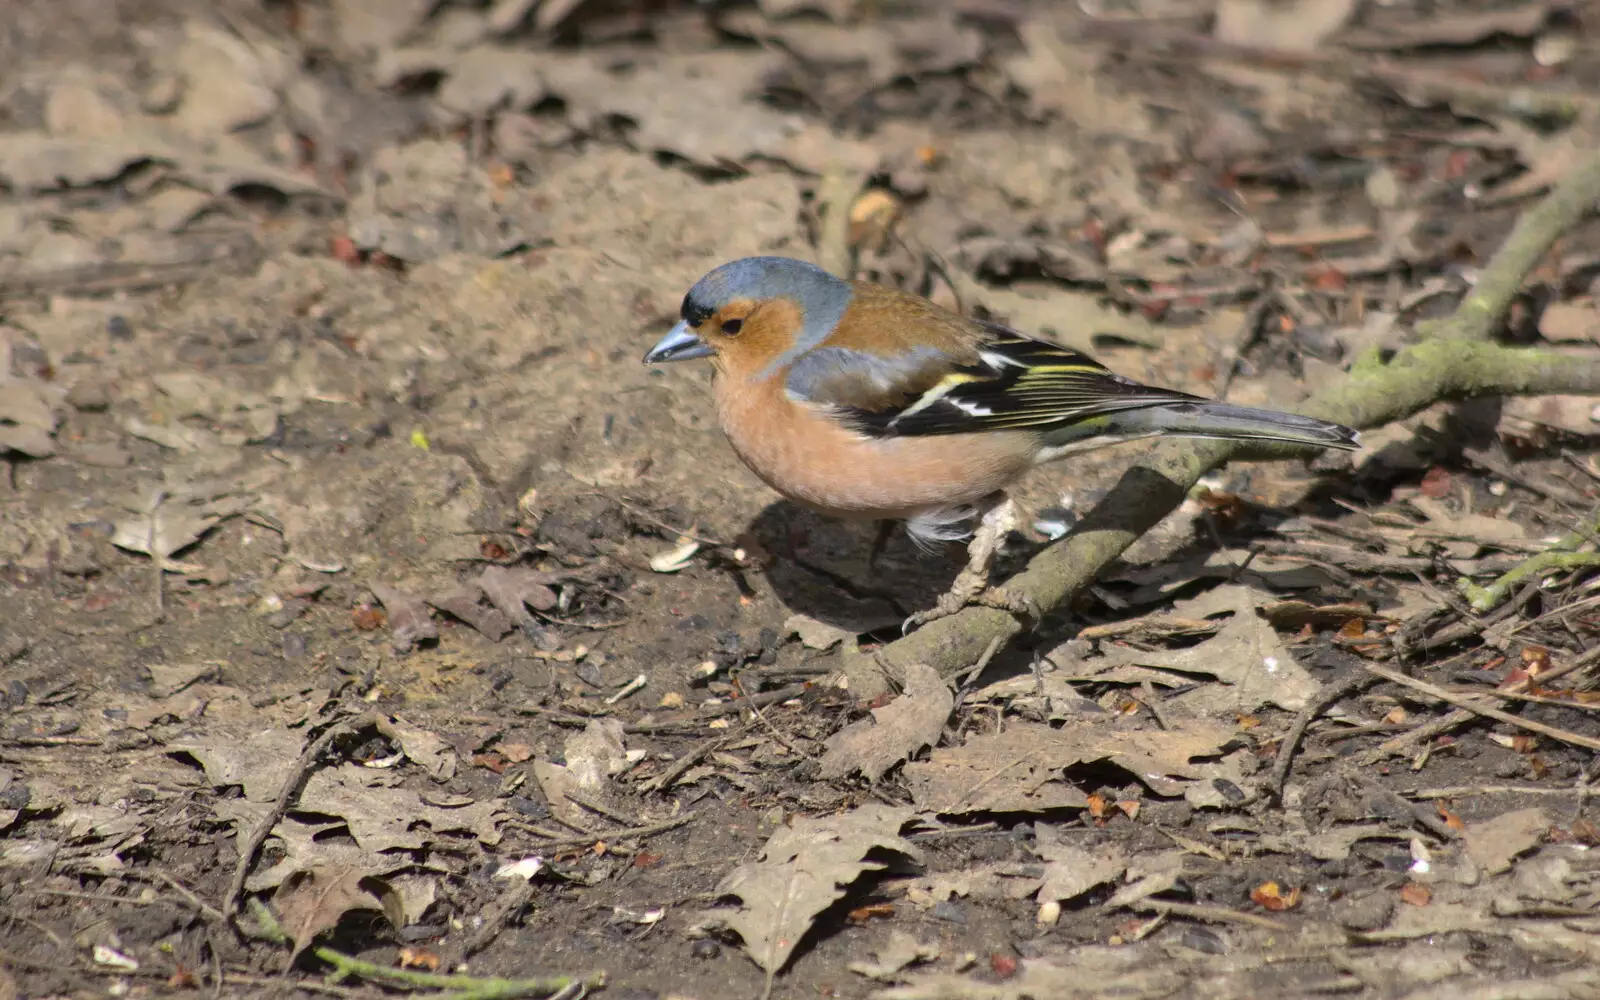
[
  {"xmin": 273, "ymin": 866, "xmax": 402, "ymax": 965},
  {"xmin": 847, "ymin": 928, "xmax": 939, "ymax": 983},
  {"xmin": 819, "ymin": 663, "xmax": 952, "ymax": 782},
  {"xmin": 368, "ymin": 583, "xmax": 438, "ymax": 652},
  {"xmin": 1035, "ymin": 837, "xmax": 1128, "ymax": 903},
  {"xmin": 173, "ymin": 727, "xmax": 307, "ymax": 803},
  {"xmin": 533, "ymin": 718, "xmax": 628, "ymax": 828},
  {"xmin": 1465, "ymin": 807, "xmax": 1551, "ymax": 875},
  {"xmin": 1250, "ymin": 881, "xmax": 1301, "ymax": 911},
  {"xmin": 704, "ymin": 804, "xmax": 923, "ymax": 975},
  {"xmin": 785, "ymin": 613, "xmax": 853, "ymax": 651},
  {"xmin": 540, "ymin": 51, "xmax": 800, "ymax": 168},
  {"xmin": 295, "ymin": 766, "xmax": 502, "ymax": 853},
  {"xmin": 477, "ymin": 564, "xmax": 561, "ymax": 623},
  {"xmin": 1094, "ymin": 586, "xmax": 1320, "ymax": 712},
  {"xmin": 902, "ymin": 718, "xmax": 1231, "ymax": 814},
  {"xmin": 1214, "ymin": 0, "xmax": 1358, "ymax": 52},
  {"xmin": 0, "ymin": 376, "xmax": 61, "ymax": 457},
  {"xmin": 382, "ymin": 715, "xmax": 457, "ymax": 781}
]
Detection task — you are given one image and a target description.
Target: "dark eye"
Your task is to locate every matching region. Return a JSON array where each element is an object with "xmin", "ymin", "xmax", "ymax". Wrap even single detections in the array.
[{"xmin": 721, "ymin": 318, "xmax": 744, "ymax": 336}]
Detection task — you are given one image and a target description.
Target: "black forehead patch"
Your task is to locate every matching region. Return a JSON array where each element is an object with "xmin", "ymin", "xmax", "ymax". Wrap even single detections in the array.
[{"xmin": 680, "ymin": 293, "xmax": 713, "ymax": 327}]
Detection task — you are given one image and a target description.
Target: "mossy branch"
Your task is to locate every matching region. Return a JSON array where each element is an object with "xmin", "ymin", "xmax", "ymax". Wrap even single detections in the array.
[
  {"xmin": 868, "ymin": 149, "xmax": 1600, "ymax": 681},
  {"xmin": 316, "ymin": 947, "xmax": 605, "ymax": 999},
  {"xmin": 1459, "ymin": 502, "xmax": 1600, "ymax": 612}
]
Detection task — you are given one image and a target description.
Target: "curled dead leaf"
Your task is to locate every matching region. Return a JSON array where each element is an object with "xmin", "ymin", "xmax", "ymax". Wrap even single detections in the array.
[
  {"xmin": 1250, "ymin": 881, "xmax": 1301, "ymax": 911},
  {"xmin": 649, "ymin": 537, "xmax": 700, "ymax": 573}
]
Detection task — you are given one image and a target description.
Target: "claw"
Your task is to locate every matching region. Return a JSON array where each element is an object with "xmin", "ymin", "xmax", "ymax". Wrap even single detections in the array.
[{"xmin": 902, "ymin": 497, "xmax": 1027, "ymax": 633}]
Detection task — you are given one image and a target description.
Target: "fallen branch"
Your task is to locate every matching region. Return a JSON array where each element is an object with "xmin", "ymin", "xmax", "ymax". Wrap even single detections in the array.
[{"xmin": 865, "ymin": 148, "xmax": 1600, "ymax": 683}]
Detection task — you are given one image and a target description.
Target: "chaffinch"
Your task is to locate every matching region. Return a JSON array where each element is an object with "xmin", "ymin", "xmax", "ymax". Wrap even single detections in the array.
[{"xmin": 645, "ymin": 256, "xmax": 1358, "ymax": 625}]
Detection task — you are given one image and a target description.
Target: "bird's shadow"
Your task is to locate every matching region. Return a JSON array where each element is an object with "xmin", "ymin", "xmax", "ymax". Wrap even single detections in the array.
[{"xmin": 747, "ymin": 501, "xmax": 973, "ymax": 633}]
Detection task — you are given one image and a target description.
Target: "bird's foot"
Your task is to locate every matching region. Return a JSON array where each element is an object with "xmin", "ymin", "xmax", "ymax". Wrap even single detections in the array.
[
  {"xmin": 902, "ymin": 497, "xmax": 1026, "ymax": 633},
  {"xmin": 971, "ymin": 586, "xmax": 1041, "ymax": 620}
]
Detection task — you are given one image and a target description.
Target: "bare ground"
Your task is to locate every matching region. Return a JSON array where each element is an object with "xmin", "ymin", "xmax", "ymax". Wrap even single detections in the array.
[{"xmin": 4, "ymin": 2, "xmax": 1600, "ymax": 998}]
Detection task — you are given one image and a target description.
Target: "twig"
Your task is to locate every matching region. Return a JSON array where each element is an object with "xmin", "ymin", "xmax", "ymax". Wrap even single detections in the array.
[
  {"xmin": 1356, "ymin": 640, "xmax": 1593, "ymax": 764},
  {"xmin": 145, "ymin": 490, "xmax": 167, "ymax": 621},
  {"xmin": 1128, "ymin": 899, "xmax": 1285, "ymax": 931},
  {"xmin": 517, "ymin": 812, "xmax": 695, "ymax": 850},
  {"xmin": 696, "ymin": 681, "xmax": 812, "ymax": 721},
  {"xmin": 639, "ymin": 734, "xmax": 733, "ymax": 794},
  {"xmin": 1269, "ymin": 670, "xmax": 1382, "ymax": 802},
  {"xmin": 586, "ymin": 493, "xmax": 730, "ymax": 548},
  {"xmin": 867, "ymin": 146, "xmax": 1600, "ymax": 683},
  {"xmin": 220, "ymin": 971, "xmax": 357, "ymax": 998},
  {"xmin": 1364, "ymin": 663, "xmax": 1600, "ymax": 754},
  {"xmin": 1459, "ymin": 501, "xmax": 1600, "ymax": 612},
  {"xmin": 1447, "ymin": 686, "xmax": 1600, "ymax": 712},
  {"xmin": 116, "ymin": 869, "xmax": 226, "ymax": 925},
  {"xmin": 957, "ymin": 637, "xmax": 1003, "ymax": 692},
  {"xmin": 224, "ymin": 713, "xmax": 373, "ymax": 918},
  {"xmin": 815, "ymin": 168, "xmax": 865, "ymax": 280},
  {"xmin": 1404, "ymin": 784, "xmax": 1599, "ymax": 799},
  {"xmin": 315, "ymin": 945, "xmax": 604, "ymax": 998},
  {"xmin": 459, "ymin": 881, "xmax": 536, "ymax": 960},
  {"xmin": 563, "ymin": 791, "xmax": 641, "ymax": 829},
  {"xmin": 736, "ymin": 676, "xmax": 815, "ymax": 761}
]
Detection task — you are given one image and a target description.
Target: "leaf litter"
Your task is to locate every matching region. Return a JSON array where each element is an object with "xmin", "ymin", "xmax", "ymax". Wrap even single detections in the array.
[{"xmin": 4, "ymin": 0, "xmax": 1600, "ymax": 997}]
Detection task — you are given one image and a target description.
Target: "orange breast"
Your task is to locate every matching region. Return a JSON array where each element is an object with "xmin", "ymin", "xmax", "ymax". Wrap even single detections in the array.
[{"xmin": 714, "ymin": 372, "xmax": 1036, "ymax": 520}]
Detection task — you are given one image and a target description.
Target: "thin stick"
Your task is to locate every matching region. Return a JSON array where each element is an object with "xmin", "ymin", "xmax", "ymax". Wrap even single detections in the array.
[
  {"xmin": 737, "ymin": 677, "xmax": 815, "ymax": 761},
  {"xmin": 1364, "ymin": 664, "xmax": 1600, "ymax": 754},
  {"xmin": 1358, "ymin": 643, "xmax": 1600, "ymax": 762},
  {"xmin": 562, "ymin": 791, "xmax": 641, "ymax": 829},
  {"xmin": 815, "ymin": 168, "xmax": 865, "ymax": 280},
  {"xmin": 1129, "ymin": 899, "xmax": 1285, "ymax": 931},
  {"xmin": 640, "ymin": 734, "xmax": 734, "ymax": 794},
  {"xmin": 1269, "ymin": 670, "xmax": 1382, "ymax": 802},
  {"xmin": 1403, "ymin": 784, "xmax": 1595, "ymax": 799},
  {"xmin": 517, "ymin": 812, "xmax": 695, "ymax": 850}
]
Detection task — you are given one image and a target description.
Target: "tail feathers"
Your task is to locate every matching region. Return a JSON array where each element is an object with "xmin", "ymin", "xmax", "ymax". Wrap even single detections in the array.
[
  {"xmin": 1035, "ymin": 400, "xmax": 1360, "ymax": 458},
  {"xmin": 1113, "ymin": 401, "xmax": 1360, "ymax": 450}
]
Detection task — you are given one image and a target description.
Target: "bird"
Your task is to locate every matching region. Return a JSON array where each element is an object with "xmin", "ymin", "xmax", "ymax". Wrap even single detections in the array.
[{"xmin": 644, "ymin": 255, "xmax": 1359, "ymax": 628}]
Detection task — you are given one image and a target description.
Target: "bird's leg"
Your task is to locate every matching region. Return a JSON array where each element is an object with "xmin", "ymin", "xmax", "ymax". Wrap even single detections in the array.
[{"xmin": 903, "ymin": 496, "xmax": 1038, "ymax": 632}]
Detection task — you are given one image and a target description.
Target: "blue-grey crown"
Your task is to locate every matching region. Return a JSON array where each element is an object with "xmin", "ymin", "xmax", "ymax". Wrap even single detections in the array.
[{"xmin": 680, "ymin": 257, "xmax": 853, "ymax": 361}]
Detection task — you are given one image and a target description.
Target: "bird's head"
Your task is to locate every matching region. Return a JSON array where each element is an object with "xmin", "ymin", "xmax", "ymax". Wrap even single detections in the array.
[{"xmin": 643, "ymin": 256, "xmax": 854, "ymax": 378}]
